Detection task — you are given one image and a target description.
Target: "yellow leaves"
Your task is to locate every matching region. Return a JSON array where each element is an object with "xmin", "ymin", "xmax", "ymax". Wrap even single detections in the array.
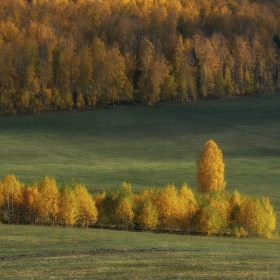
[
  {"xmin": 195, "ymin": 140, "xmax": 277, "ymax": 238},
  {"xmin": 138, "ymin": 37, "xmax": 172, "ymax": 104},
  {"xmin": 195, "ymin": 192, "xmax": 230, "ymax": 235},
  {"xmin": 0, "ymin": 175, "xmax": 98, "ymax": 228},
  {"xmin": 0, "ymin": 175, "xmax": 24, "ymax": 223},
  {"xmin": 75, "ymin": 92, "xmax": 85, "ymax": 109},
  {"xmin": 74, "ymin": 184, "xmax": 98, "ymax": 228},
  {"xmin": 138, "ymin": 37, "xmax": 154, "ymax": 75},
  {"xmin": 59, "ymin": 187, "xmax": 78, "ymax": 226},
  {"xmin": 155, "ymin": 184, "xmax": 178, "ymax": 230},
  {"xmin": 197, "ymin": 140, "xmax": 226, "ymax": 193},
  {"xmin": 94, "ymin": 191, "xmax": 106, "ymax": 225},
  {"xmin": 136, "ymin": 198, "xmax": 158, "ymax": 230},
  {"xmin": 0, "ymin": 173, "xmax": 276, "ymax": 239},
  {"xmin": 89, "ymin": 38, "xmax": 133, "ymax": 105},
  {"xmin": 195, "ymin": 206, "xmax": 221, "ymax": 235},
  {"xmin": 120, "ymin": 181, "xmax": 132, "ymax": 193},
  {"xmin": 115, "ymin": 197, "xmax": 134, "ymax": 229},
  {"xmin": 177, "ymin": 184, "xmax": 198, "ymax": 232},
  {"xmin": 22, "ymin": 185, "xmax": 40, "ymax": 224},
  {"xmin": 0, "ymin": 0, "xmax": 279, "ymax": 114},
  {"xmin": 37, "ymin": 176, "xmax": 59, "ymax": 224},
  {"xmin": 230, "ymin": 195, "xmax": 277, "ymax": 239},
  {"xmin": 0, "ymin": 21, "xmax": 20, "ymax": 43}
]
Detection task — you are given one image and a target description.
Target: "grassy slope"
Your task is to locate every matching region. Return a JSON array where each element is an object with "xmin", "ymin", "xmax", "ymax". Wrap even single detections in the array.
[
  {"xmin": 0, "ymin": 225, "xmax": 279, "ymax": 279},
  {"xmin": 0, "ymin": 94, "xmax": 279, "ymax": 225},
  {"xmin": 1, "ymin": 95, "xmax": 280, "ymax": 278}
]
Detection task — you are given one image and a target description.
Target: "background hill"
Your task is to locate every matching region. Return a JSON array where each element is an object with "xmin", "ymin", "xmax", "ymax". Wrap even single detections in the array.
[{"xmin": 1, "ymin": 0, "xmax": 280, "ymax": 114}]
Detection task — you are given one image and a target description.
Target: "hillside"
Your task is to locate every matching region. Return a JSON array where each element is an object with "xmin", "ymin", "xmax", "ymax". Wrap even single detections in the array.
[
  {"xmin": 0, "ymin": 225, "xmax": 279, "ymax": 279},
  {"xmin": 0, "ymin": 93, "xmax": 279, "ymax": 230},
  {"xmin": 0, "ymin": 0, "xmax": 280, "ymax": 115}
]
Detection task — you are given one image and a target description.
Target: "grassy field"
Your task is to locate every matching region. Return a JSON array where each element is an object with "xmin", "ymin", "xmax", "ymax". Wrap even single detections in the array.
[
  {"xmin": 0, "ymin": 94, "xmax": 280, "ymax": 278},
  {"xmin": 0, "ymin": 225, "xmax": 279, "ymax": 279},
  {"xmin": 0, "ymin": 94, "xmax": 279, "ymax": 224}
]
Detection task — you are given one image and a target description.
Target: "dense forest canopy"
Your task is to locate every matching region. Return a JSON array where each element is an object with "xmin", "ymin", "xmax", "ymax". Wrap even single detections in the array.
[{"xmin": 1, "ymin": 0, "xmax": 280, "ymax": 115}]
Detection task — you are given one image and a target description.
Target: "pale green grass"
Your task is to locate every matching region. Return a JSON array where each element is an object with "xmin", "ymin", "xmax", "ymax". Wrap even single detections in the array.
[
  {"xmin": 0, "ymin": 225, "xmax": 279, "ymax": 279},
  {"xmin": 0, "ymin": 94, "xmax": 280, "ymax": 229}
]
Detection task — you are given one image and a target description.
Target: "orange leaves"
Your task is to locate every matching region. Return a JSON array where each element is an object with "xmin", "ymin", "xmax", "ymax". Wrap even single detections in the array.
[{"xmin": 197, "ymin": 140, "xmax": 226, "ymax": 193}]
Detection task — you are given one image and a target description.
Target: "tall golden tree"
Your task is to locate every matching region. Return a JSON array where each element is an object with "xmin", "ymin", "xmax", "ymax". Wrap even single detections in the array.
[
  {"xmin": 197, "ymin": 140, "xmax": 226, "ymax": 193},
  {"xmin": 37, "ymin": 176, "xmax": 59, "ymax": 225},
  {"xmin": 58, "ymin": 186, "xmax": 78, "ymax": 227},
  {"xmin": 74, "ymin": 184, "xmax": 98, "ymax": 228}
]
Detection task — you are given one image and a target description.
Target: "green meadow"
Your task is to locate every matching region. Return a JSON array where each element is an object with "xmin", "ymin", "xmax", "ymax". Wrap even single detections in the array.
[
  {"xmin": 0, "ymin": 225, "xmax": 279, "ymax": 279},
  {"xmin": 1, "ymin": 94, "xmax": 279, "ymax": 220},
  {"xmin": 0, "ymin": 94, "xmax": 280, "ymax": 278}
]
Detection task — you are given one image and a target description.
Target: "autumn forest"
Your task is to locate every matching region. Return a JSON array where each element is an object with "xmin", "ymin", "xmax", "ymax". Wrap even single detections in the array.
[{"xmin": 1, "ymin": 0, "xmax": 280, "ymax": 115}]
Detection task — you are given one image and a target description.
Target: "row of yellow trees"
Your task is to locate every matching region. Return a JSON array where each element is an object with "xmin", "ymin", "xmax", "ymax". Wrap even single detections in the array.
[
  {"xmin": 0, "ymin": 175, "xmax": 276, "ymax": 238},
  {"xmin": 0, "ymin": 175, "xmax": 98, "ymax": 227},
  {"xmin": 94, "ymin": 182, "xmax": 276, "ymax": 239},
  {"xmin": 1, "ymin": 0, "xmax": 280, "ymax": 114},
  {"xmin": 0, "ymin": 142, "xmax": 276, "ymax": 238}
]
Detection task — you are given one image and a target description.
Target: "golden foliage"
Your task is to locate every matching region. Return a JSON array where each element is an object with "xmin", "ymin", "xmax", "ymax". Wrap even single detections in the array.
[
  {"xmin": 233, "ymin": 195, "xmax": 277, "ymax": 238},
  {"xmin": 22, "ymin": 185, "xmax": 40, "ymax": 224},
  {"xmin": 36, "ymin": 176, "xmax": 59, "ymax": 225},
  {"xmin": 74, "ymin": 184, "xmax": 98, "ymax": 228},
  {"xmin": 58, "ymin": 186, "xmax": 78, "ymax": 226},
  {"xmin": 0, "ymin": 175, "xmax": 24, "ymax": 223},
  {"xmin": 197, "ymin": 140, "xmax": 226, "ymax": 193},
  {"xmin": 177, "ymin": 183, "xmax": 198, "ymax": 233},
  {"xmin": 155, "ymin": 184, "xmax": 179, "ymax": 230},
  {"xmin": 0, "ymin": 170, "xmax": 276, "ymax": 239},
  {"xmin": 194, "ymin": 192, "xmax": 230, "ymax": 235},
  {"xmin": 134, "ymin": 193, "xmax": 159, "ymax": 230},
  {"xmin": 115, "ymin": 197, "xmax": 134, "ymax": 229},
  {"xmin": 94, "ymin": 191, "xmax": 106, "ymax": 226},
  {"xmin": 0, "ymin": 0, "xmax": 280, "ymax": 114}
]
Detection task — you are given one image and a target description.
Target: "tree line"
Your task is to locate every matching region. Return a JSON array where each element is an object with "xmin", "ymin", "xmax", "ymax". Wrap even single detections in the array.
[
  {"xmin": 0, "ymin": 0, "xmax": 280, "ymax": 115},
  {"xmin": 0, "ymin": 140, "xmax": 276, "ymax": 238}
]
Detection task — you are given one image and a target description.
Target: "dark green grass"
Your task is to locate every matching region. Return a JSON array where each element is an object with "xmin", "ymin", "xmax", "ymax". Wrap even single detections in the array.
[
  {"xmin": 0, "ymin": 94, "xmax": 280, "ymax": 228},
  {"xmin": 0, "ymin": 225, "xmax": 279, "ymax": 279}
]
